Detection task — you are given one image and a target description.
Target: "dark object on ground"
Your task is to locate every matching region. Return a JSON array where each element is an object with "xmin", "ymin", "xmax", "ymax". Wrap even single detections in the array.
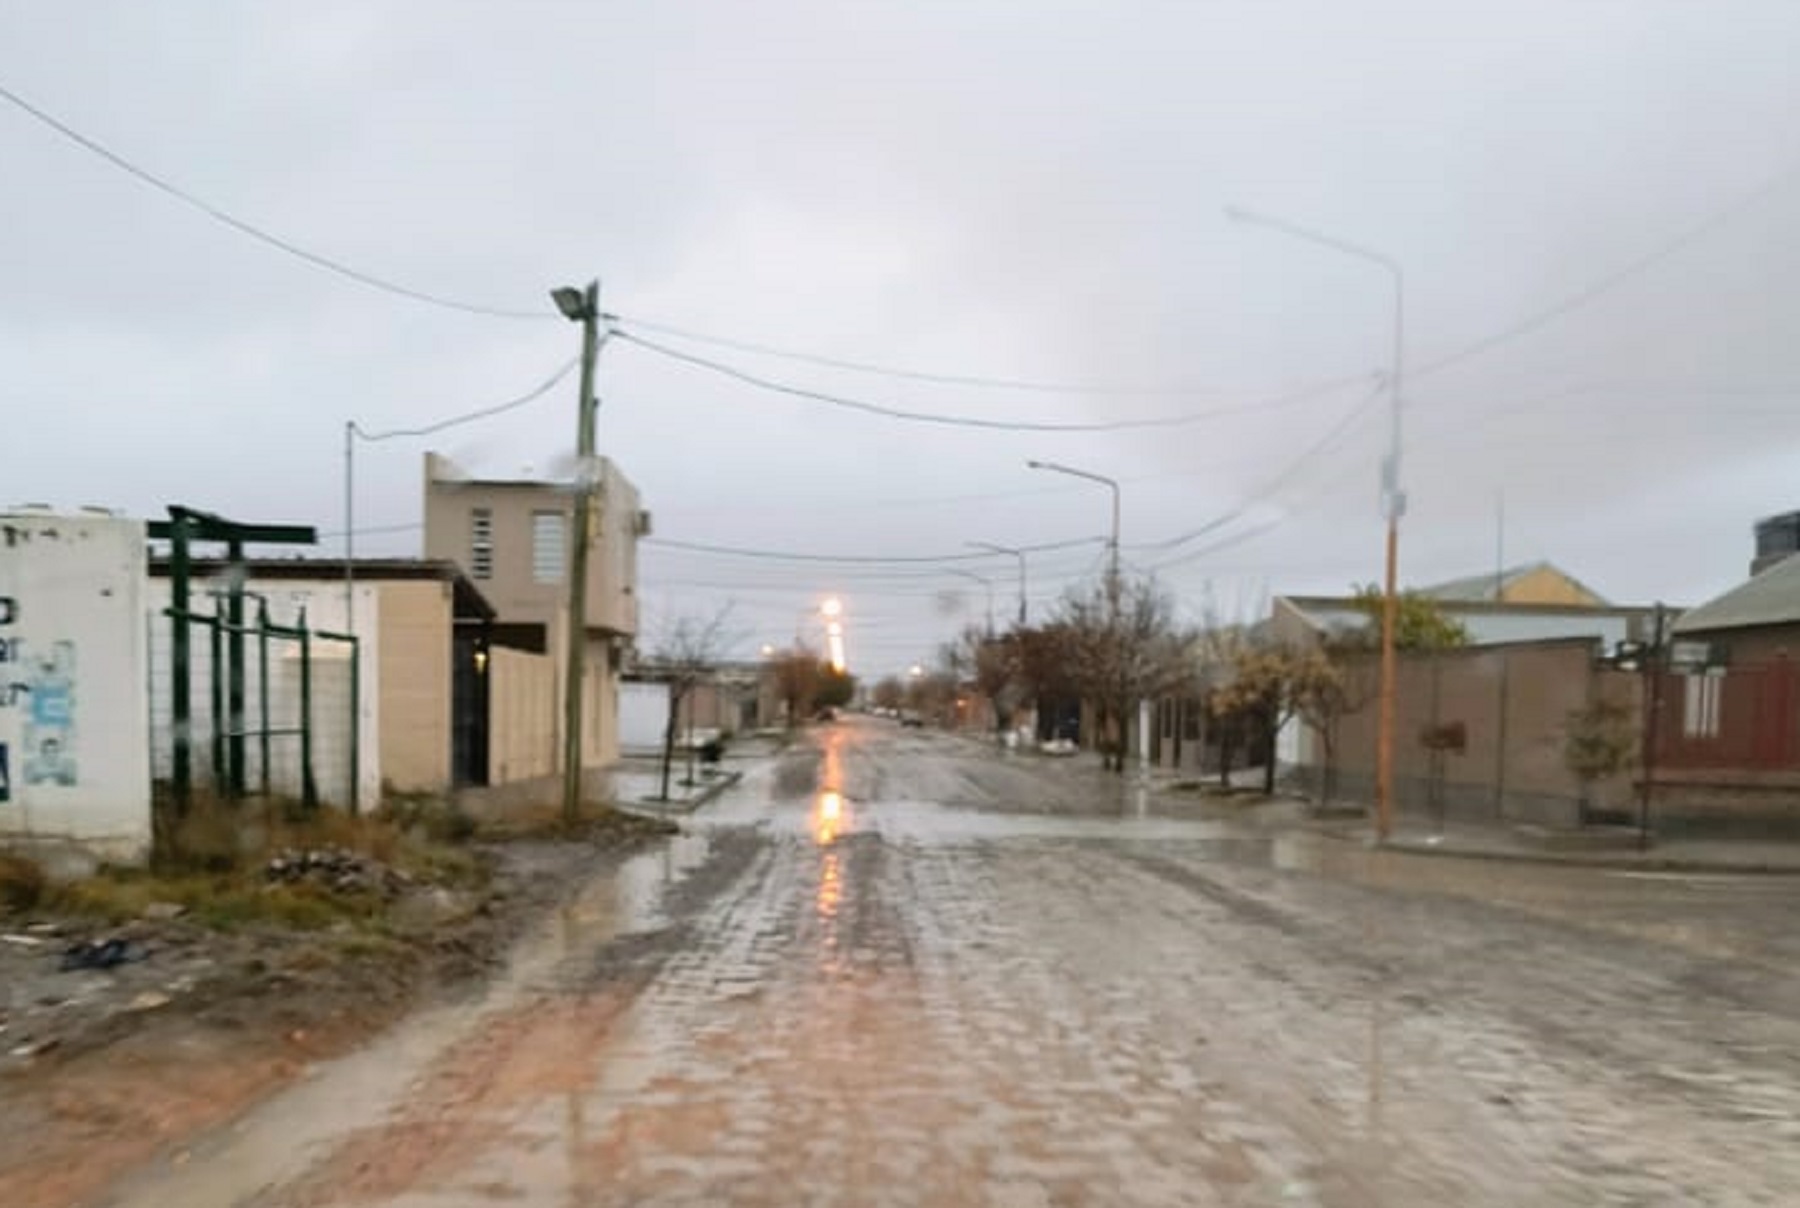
[
  {"xmin": 699, "ymin": 738, "xmax": 724, "ymax": 765},
  {"xmin": 900, "ymin": 711, "xmax": 924, "ymax": 728},
  {"xmin": 59, "ymin": 938, "xmax": 149, "ymax": 972}
]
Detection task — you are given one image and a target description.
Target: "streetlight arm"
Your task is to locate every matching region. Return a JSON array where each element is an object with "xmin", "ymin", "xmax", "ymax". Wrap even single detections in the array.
[
  {"xmin": 1026, "ymin": 460, "xmax": 1120, "ymax": 604},
  {"xmin": 1224, "ymin": 206, "xmax": 1402, "ymax": 281}
]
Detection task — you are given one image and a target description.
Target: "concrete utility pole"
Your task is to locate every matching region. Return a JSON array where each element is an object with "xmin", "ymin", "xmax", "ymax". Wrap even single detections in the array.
[
  {"xmin": 553, "ymin": 279, "xmax": 604, "ymax": 826},
  {"xmin": 1227, "ymin": 205, "xmax": 1404, "ymax": 839}
]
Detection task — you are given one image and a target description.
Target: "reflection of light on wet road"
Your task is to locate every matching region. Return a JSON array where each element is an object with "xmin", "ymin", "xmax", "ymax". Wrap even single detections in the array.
[
  {"xmin": 818, "ymin": 849, "xmax": 842, "ymax": 920},
  {"xmin": 815, "ymin": 789, "xmax": 846, "ymax": 846}
]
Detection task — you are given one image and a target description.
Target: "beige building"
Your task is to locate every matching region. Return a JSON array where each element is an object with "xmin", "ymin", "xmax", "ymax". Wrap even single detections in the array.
[
  {"xmin": 148, "ymin": 558, "xmax": 496, "ymax": 803},
  {"xmin": 422, "ymin": 451, "xmax": 647, "ymax": 775}
]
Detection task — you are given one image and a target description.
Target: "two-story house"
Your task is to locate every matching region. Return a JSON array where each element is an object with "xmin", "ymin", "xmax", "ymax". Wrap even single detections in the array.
[{"xmin": 422, "ymin": 451, "xmax": 647, "ymax": 775}]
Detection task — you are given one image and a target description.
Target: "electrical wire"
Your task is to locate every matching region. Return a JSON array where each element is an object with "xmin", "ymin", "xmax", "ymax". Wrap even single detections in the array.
[
  {"xmin": 611, "ymin": 313, "xmax": 1256, "ymax": 396},
  {"xmin": 0, "ymin": 79, "xmax": 551, "ymax": 321},
  {"xmin": 1411, "ymin": 158, "xmax": 1800, "ymax": 382},
  {"xmin": 349, "ymin": 357, "xmax": 578, "ymax": 442},
  {"xmin": 641, "ymin": 534, "xmax": 1106, "ymax": 565},
  {"xmin": 611, "ymin": 328, "xmax": 1372, "ymax": 434}
]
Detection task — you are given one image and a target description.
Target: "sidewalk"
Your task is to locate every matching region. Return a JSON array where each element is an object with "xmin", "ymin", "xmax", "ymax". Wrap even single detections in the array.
[
  {"xmin": 612, "ymin": 732, "xmax": 787, "ymax": 816},
  {"xmin": 1302, "ymin": 814, "xmax": 1800, "ymax": 875}
]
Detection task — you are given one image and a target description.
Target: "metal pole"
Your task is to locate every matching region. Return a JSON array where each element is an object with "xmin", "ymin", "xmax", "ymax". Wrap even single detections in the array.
[
  {"xmin": 169, "ymin": 511, "xmax": 192, "ymax": 815},
  {"xmin": 344, "ymin": 421, "xmax": 356, "ymax": 635},
  {"xmin": 561, "ymin": 279, "xmax": 602, "ymax": 826},
  {"xmin": 299, "ymin": 607, "xmax": 317, "ymax": 810},
  {"xmin": 1225, "ymin": 206, "xmax": 1404, "ymax": 840},
  {"xmin": 1375, "ymin": 259, "xmax": 1405, "ymax": 842},
  {"xmin": 226, "ymin": 541, "xmax": 246, "ymax": 797},
  {"xmin": 209, "ymin": 608, "xmax": 225, "ymax": 795},
  {"xmin": 1638, "ymin": 603, "xmax": 1666, "ymax": 850},
  {"xmin": 348, "ymin": 635, "xmax": 361, "ymax": 816},
  {"xmin": 258, "ymin": 599, "xmax": 271, "ymax": 798}
]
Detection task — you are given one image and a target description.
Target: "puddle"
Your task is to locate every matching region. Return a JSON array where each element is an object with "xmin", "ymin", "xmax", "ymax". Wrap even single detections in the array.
[{"xmin": 95, "ymin": 832, "xmax": 716, "ymax": 1208}]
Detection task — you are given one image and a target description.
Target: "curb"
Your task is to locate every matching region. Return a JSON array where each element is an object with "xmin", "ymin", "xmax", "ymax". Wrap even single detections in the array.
[
  {"xmin": 626, "ymin": 770, "xmax": 744, "ymax": 819},
  {"xmin": 1305, "ymin": 824, "xmax": 1800, "ymax": 876}
]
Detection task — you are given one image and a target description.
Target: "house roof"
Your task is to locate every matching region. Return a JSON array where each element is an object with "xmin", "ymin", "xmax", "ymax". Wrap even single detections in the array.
[
  {"xmin": 1419, "ymin": 560, "xmax": 1609, "ymax": 605},
  {"xmin": 1276, "ymin": 594, "xmax": 1654, "ymax": 647},
  {"xmin": 1672, "ymin": 553, "xmax": 1800, "ymax": 635},
  {"xmin": 149, "ymin": 557, "xmax": 496, "ymax": 621}
]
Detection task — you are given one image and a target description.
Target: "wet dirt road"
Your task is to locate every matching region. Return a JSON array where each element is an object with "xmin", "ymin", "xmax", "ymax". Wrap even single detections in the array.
[{"xmin": 97, "ymin": 720, "xmax": 1800, "ymax": 1206}]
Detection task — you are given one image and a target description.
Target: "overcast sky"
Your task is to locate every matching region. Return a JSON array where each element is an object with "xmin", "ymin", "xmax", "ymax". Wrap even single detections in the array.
[{"xmin": 6, "ymin": 2, "xmax": 1800, "ymax": 676}]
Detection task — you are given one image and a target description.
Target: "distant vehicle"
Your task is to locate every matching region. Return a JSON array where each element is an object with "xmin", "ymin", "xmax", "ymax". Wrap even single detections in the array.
[{"xmin": 899, "ymin": 710, "xmax": 924, "ymax": 728}]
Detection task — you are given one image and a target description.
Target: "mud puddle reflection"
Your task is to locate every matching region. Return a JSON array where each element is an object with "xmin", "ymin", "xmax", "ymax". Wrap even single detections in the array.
[{"xmin": 94, "ymin": 831, "xmax": 714, "ymax": 1208}]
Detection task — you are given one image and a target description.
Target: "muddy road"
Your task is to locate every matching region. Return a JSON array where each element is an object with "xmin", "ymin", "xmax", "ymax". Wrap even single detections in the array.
[{"xmin": 90, "ymin": 720, "xmax": 1800, "ymax": 1206}]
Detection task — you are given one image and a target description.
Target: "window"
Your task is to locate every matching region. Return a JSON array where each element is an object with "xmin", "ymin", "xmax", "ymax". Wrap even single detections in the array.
[
  {"xmin": 469, "ymin": 508, "xmax": 493, "ymax": 580},
  {"xmin": 1683, "ymin": 672, "xmax": 1722, "ymax": 739},
  {"xmin": 532, "ymin": 510, "xmax": 566, "ymax": 584}
]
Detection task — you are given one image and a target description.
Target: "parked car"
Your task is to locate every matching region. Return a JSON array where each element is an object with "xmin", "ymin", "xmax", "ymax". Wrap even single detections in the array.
[{"xmin": 899, "ymin": 709, "xmax": 924, "ymax": 728}]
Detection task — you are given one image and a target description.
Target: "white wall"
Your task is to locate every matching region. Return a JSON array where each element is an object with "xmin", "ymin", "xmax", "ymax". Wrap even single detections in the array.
[
  {"xmin": 145, "ymin": 577, "xmax": 382, "ymax": 810},
  {"xmin": 0, "ymin": 513, "xmax": 151, "ymax": 862},
  {"xmin": 618, "ymin": 679, "xmax": 670, "ymax": 754}
]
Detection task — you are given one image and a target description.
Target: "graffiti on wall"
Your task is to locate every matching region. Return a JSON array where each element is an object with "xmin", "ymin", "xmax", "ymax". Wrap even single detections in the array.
[{"xmin": 0, "ymin": 594, "xmax": 79, "ymax": 800}]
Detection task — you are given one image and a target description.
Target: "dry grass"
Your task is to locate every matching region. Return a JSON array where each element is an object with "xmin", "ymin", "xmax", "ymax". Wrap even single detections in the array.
[
  {"xmin": 474, "ymin": 799, "xmax": 678, "ymax": 843},
  {"xmin": 13, "ymin": 793, "xmax": 491, "ymax": 932},
  {"xmin": 0, "ymin": 850, "xmax": 48, "ymax": 912}
]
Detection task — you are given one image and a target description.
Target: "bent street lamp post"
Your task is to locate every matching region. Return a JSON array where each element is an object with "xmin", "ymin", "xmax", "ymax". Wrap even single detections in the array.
[{"xmin": 1227, "ymin": 205, "xmax": 1404, "ymax": 841}]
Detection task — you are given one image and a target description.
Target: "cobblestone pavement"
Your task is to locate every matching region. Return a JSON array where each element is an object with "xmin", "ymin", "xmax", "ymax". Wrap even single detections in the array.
[{"xmin": 98, "ymin": 720, "xmax": 1800, "ymax": 1207}]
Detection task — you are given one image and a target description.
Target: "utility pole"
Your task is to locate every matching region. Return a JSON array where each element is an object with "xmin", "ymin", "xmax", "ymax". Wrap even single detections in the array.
[
  {"xmin": 1227, "ymin": 205, "xmax": 1404, "ymax": 840},
  {"xmin": 1026, "ymin": 460, "xmax": 1123, "ymax": 768},
  {"xmin": 553, "ymin": 280, "xmax": 603, "ymax": 826}
]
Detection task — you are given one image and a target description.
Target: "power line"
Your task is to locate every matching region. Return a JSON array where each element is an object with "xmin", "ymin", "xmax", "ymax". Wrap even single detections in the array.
[
  {"xmin": 0, "ymin": 79, "xmax": 550, "ymax": 321},
  {"xmin": 350, "ymin": 357, "xmax": 578, "ymax": 442},
  {"xmin": 611, "ymin": 313, "xmax": 1253, "ymax": 396},
  {"xmin": 1413, "ymin": 158, "xmax": 1800, "ymax": 382},
  {"xmin": 642, "ymin": 534, "xmax": 1106, "ymax": 565},
  {"xmin": 612, "ymin": 327, "xmax": 1371, "ymax": 434}
]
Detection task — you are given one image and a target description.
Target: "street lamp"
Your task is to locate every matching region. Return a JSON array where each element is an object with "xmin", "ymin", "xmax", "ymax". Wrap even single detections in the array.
[
  {"xmin": 1228, "ymin": 204, "xmax": 1404, "ymax": 840},
  {"xmin": 1028, "ymin": 458, "xmax": 1127, "ymax": 771},
  {"xmin": 968, "ymin": 541, "xmax": 1028, "ymax": 627},
  {"xmin": 949, "ymin": 569, "xmax": 995, "ymax": 636},
  {"xmin": 1026, "ymin": 460, "xmax": 1120, "ymax": 606}
]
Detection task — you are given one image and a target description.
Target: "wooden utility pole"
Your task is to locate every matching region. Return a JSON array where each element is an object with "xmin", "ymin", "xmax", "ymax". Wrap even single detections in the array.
[{"xmin": 555, "ymin": 280, "xmax": 603, "ymax": 825}]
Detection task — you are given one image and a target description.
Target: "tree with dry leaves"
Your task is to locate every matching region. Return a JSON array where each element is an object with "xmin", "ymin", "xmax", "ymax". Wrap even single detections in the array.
[{"xmin": 1051, "ymin": 575, "xmax": 1199, "ymax": 772}]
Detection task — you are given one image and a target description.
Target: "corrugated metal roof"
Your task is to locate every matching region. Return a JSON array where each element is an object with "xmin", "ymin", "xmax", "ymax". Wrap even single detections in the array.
[{"xmin": 1672, "ymin": 553, "xmax": 1800, "ymax": 634}]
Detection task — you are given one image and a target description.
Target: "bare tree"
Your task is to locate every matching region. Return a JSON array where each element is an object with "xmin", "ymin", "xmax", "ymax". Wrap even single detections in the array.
[
  {"xmin": 769, "ymin": 644, "xmax": 822, "ymax": 730},
  {"xmin": 1053, "ymin": 575, "xmax": 1197, "ymax": 772},
  {"xmin": 644, "ymin": 607, "xmax": 735, "ymax": 802},
  {"xmin": 1294, "ymin": 645, "xmax": 1376, "ymax": 807},
  {"xmin": 871, "ymin": 675, "xmax": 905, "ymax": 711},
  {"xmin": 946, "ymin": 624, "xmax": 1023, "ymax": 743}
]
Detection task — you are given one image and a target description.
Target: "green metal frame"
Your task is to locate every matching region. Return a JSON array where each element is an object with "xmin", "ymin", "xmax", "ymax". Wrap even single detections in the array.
[{"xmin": 153, "ymin": 506, "xmax": 319, "ymax": 820}]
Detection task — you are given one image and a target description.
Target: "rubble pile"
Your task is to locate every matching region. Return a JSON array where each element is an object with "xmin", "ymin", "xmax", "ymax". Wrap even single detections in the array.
[{"xmin": 264, "ymin": 847, "xmax": 411, "ymax": 899}]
